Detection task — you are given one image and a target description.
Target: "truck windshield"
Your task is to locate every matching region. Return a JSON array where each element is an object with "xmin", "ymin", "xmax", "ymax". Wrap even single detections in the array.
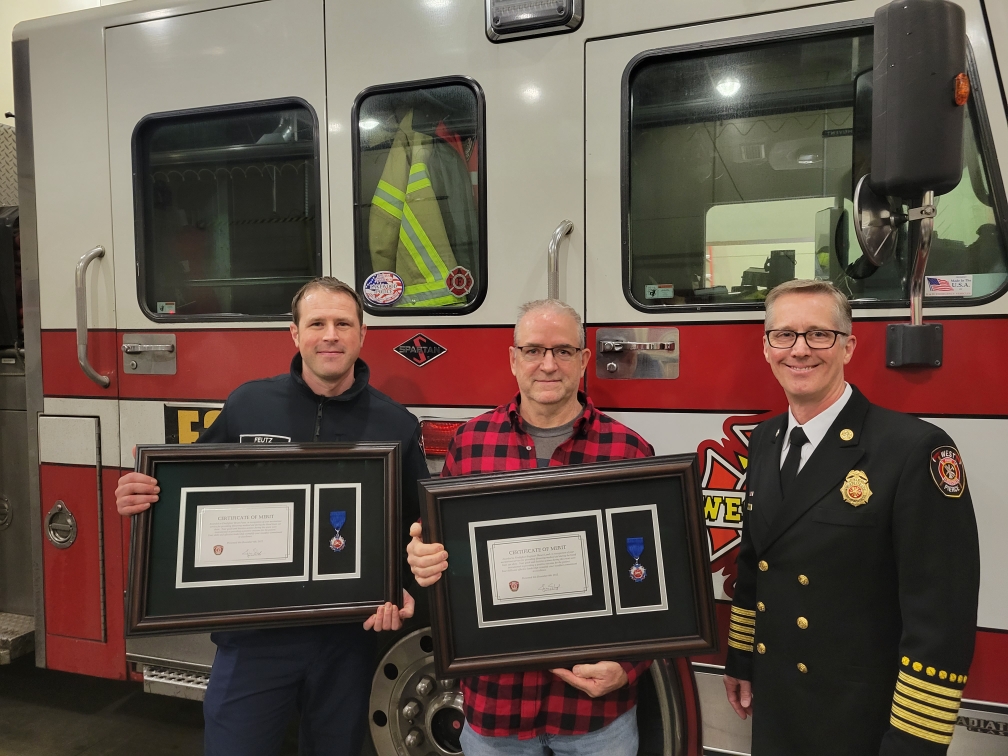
[{"xmin": 625, "ymin": 30, "xmax": 1007, "ymax": 308}]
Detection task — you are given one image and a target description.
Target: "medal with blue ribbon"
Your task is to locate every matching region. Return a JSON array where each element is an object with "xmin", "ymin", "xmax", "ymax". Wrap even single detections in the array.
[
  {"xmin": 627, "ymin": 537, "xmax": 647, "ymax": 582},
  {"xmin": 329, "ymin": 511, "xmax": 347, "ymax": 552}
]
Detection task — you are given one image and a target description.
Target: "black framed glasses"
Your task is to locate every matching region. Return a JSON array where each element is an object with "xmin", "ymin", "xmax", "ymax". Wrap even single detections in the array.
[
  {"xmin": 513, "ymin": 345, "xmax": 583, "ymax": 362},
  {"xmin": 765, "ymin": 330, "xmax": 849, "ymax": 350}
]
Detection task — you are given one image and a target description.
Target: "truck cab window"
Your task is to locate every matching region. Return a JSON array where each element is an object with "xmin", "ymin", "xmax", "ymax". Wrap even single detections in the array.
[
  {"xmin": 354, "ymin": 79, "xmax": 485, "ymax": 313},
  {"xmin": 135, "ymin": 100, "xmax": 322, "ymax": 320},
  {"xmin": 625, "ymin": 31, "xmax": 1008, "ymax": 308}
]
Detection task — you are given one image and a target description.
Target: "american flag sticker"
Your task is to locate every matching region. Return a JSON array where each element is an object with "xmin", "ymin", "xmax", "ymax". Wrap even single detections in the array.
[{"xmin": 925, "ymin": 275, "xmax": 972, "ymax": 297}]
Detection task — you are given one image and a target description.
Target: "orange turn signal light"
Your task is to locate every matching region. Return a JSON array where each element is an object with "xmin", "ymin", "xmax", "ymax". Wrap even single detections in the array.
[{"xmin": 954, "ymin": 72, "xmax": 970, "ymax": 106}]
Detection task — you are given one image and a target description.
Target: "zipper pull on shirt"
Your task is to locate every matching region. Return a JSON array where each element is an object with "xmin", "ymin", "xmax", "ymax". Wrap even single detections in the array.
[{"xmin": 313, "ymin": 400, "xmax": 324, "ymax": 441}]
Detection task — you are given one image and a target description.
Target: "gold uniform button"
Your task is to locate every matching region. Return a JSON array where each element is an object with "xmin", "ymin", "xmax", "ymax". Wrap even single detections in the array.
[
  {"xmin": 757, "ymin": 643, "xmax": 766, "ymax": 654},
  {"xmin": 758, "ymin": 560, "xmax": 769, "ymax": 572},
  {"xmin": 797, "ymin": 663, "xmax": 808, "ymax": 674},
  {"xmin": 798, "ymin": 574, "xmax": 809, "ymax": 586},
  {"xmin": 797, "ymin": 617, "xmax": 808, "ymax": 629},
  {"xmin": 757, "ymin": 602, "xmax": 766, "ymax": 612}
]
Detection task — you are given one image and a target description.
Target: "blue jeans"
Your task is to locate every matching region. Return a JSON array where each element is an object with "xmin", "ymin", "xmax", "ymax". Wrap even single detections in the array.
[{"xmin": 459, "ymin": 706, "xmax": 639, "ymax": 756}]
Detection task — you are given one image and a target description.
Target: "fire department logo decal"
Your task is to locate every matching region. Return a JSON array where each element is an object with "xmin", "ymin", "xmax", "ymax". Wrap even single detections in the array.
[
  {"xmin": 697, "ymin": 413, "xmax": 775, "ymax": 601},
  {"xmin": 841, "ymin": 470, "xmax": 872, "ymax": 507},
  {"xmin": 509, "ymin": 580, "xmax": 519, "ymax": 592},
  {"xmin": 446, "ymin": 266, "xmax": 474, "ymax": 296},
  {"xmin": 394, "ymin": 334, "xmax": 447, "ymax": 367},
  {"xmin": 213, "ymin": 545, "xmax": 223, "ymax": 556},
  {"xmin": 931, "ymin": 446, "xmax": 966, "ymax": 498}
]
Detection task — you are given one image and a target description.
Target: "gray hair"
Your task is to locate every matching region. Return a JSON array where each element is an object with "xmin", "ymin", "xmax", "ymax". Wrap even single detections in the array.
[
  {"xmin": 764, "ymin": 279, "xmax": 852, "ymax": 334},
  {"xmin": 514, "ymin": 299, "xmax": 585, "ymax": 348}
]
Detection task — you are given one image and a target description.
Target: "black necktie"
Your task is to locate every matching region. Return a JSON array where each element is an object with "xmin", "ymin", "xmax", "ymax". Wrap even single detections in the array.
[{"xmin": 780, "ymin": 426, "xmax": 809, "ymax": 498}]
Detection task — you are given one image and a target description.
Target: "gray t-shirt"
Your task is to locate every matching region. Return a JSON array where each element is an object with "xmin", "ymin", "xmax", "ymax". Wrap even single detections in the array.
[{"xmin": 526, "ymin": 415, "xmax": 578, "ymax": 467}]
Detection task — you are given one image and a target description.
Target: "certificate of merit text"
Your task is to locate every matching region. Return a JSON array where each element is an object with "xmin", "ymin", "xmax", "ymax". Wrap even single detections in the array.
[
  {"xmin": 194, "ymin": 502, "xmax": 295, "ymax": 567},
  {"xmin": 487, "ymin": 532, "xmax": 592, "ymax": 605}
]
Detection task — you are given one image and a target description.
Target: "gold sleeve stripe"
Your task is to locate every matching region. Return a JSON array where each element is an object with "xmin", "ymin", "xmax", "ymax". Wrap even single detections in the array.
[
  {"xmin": 728, "ymin": 638, "xmax": 753, "ymax": 652},
  {"xmin": 892, "ymin": 693, "xmax": 958, "ymax": 723},
  {"xmin": 731, "ymin": 606, "xmax": 756, "ymax": 618},
  {"xmin": 729, "ymin": 623, "xmax": 755, "ymax": 636},
  {"xmin": 891, "ymin": 705, "xmax": 955, "ymax": 735},
  {"xmin": 728, "ymin": 630, "xmax": 755, "ymax": 644},
  {"xmin": 890, "ymin": 714, "xmax": 953, "ymax": 745},
  {"xmin": 898, "ymin": 671, "xmax": 963, "ymax": 700},
  {"xmin": 730, "ymin": 615, "xmax": 756, "ymax": 627},
  {"xmin": 895, "ymin": 681, "xmax": 961, "ymax": 711}
]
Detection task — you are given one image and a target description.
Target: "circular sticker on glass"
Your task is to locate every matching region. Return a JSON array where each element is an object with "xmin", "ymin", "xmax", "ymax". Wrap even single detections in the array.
[
  {"xmin": 446, "ymin": 266, "xmax": 474, "ymax": 296},
  {"xmin": 363, "ymin": 271, "xmax": 404, "ymax": 306}
]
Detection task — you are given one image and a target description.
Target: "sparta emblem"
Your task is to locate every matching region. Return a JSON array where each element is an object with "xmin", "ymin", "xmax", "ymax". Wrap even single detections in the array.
[
  {"xmin": 509, "ymin": 580, "xmax": 519, "ymax": 592},
  {"xmin": 841, "ymin": 470, "xmax": 872, "ymax": 507},
  {"xmin": 930, "ymin": 446, "xmax": 966, "ymax": 498}
]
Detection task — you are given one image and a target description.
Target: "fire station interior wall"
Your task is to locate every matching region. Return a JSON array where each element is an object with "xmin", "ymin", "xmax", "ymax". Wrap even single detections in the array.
[
  {"xmin": 104, "ymin": 0, "xmax": 329, "ymax": 332},
  {"xmin": 585, "ymin": 0, "xmax": 1008, "ymax": 324}
]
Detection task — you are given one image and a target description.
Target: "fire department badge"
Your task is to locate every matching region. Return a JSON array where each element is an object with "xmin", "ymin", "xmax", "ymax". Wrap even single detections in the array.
[
  {"xmin": 841, "ymin": 470, "xmax": 872, "ymax": 507},
  {"xmin": 930, "ymin": 446, "xmax": 966, "ymax": 498},
  {"xmin": 509, "ymin": 580, "xmax": 519, "ymax": 592},
  {"xmin": 213, "ymin": 544, "xmax": 223, "ymax": 556}
]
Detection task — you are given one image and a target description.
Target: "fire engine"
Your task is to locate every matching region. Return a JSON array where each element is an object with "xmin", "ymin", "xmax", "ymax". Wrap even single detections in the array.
[{"xmin": 0, "ymin": 0, "xmax": 1005, "ymax": 753}]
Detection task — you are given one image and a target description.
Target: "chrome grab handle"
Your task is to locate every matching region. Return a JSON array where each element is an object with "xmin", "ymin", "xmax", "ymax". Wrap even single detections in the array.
[
  {"xmin": 547, "ymin": 220, "xmax": 573, "ymax": 300},
  {"xmin": 75, "ymin": 245, "xmax": 110, "ymax": 388},
  {"xmin": 908, "ymin": 190, "xmax": 936, "ymax": 326},
  {"xmin": 122, "ymin": 343, "xmax": 175, "ymax": 354},
  {"xmin": 600, "ymin": 340, "xmax": 676, "ymax": 353}
]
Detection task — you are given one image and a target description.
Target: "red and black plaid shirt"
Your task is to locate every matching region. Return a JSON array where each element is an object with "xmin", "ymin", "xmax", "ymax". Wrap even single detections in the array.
[{"xmin": 442, "ymin": 392, "xmax": 654, "ymax": 738}]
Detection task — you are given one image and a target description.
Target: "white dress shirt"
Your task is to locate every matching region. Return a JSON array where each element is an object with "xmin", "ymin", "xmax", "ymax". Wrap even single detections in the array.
[{"xmin": 779, "ymin": 383, "xmax": 853, "ymax": 472}]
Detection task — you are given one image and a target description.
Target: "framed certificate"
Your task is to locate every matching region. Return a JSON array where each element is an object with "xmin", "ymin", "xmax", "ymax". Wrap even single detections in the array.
[
  {"xmin": 126, "ymin": 443, "xmax": 400, "ymax": 635},
  {"xmin": 420, "ymin": 454, "xmax": 716, "ymax": 676}
]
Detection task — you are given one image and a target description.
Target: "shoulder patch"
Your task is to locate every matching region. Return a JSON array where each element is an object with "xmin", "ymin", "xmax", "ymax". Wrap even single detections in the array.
[{"xmin": 930, "ymin": 446, "xmax": 966, "ymax": 498}]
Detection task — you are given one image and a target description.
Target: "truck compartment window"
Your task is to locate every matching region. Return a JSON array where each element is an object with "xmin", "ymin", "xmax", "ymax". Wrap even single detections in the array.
[
  {"xmin": 132, "ymin": 99, "xmax": 323, "ymax": 321},
  {"xmin": 352, "ymin": 78, "xmax": 486, "ymax": 315},
  {"xmin": 623, "ymin": 30, "xmax": 1008, "ymax": 310}
]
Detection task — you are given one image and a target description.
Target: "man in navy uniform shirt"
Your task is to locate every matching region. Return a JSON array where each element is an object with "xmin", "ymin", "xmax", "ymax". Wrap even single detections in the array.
[{"xmin": 116, "ymin": 277, "xmax": 427, "ymax": 756}]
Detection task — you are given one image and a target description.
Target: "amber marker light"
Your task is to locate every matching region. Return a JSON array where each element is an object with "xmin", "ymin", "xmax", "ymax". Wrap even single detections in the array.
[{"xmin": 954, "ymin": 73, "xmax": 970, "ymax": 106}]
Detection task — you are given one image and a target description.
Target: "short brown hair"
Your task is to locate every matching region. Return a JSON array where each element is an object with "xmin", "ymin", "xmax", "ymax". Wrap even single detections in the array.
[
  {"xmin": 291, "ymin": 277, "xmax": 363, "ymax": 326},
  {"xmin": 764, "ymin": 279, "xmax": 852, "ymax": 333}
]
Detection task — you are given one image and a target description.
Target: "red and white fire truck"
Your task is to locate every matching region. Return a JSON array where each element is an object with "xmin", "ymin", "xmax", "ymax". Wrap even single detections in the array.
[{"xmin": 0, "ymin": 0, "xmax": 1006, "ymax": 753}]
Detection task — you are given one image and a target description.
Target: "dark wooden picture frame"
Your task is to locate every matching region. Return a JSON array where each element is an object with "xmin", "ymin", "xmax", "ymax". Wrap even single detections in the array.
[
  {"xmin": 420, "ymin": 454, "xmax": 717, "ymax": 677},
  {"xmin": 126, "ymin": 443, "xmax": 400, "ymax": 635}
]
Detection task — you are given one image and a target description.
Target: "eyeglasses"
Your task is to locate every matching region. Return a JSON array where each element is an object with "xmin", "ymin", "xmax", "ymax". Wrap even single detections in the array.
[
  {"xmin": 513, "ymin": 345, "xmax": 583, "ymax": 362},
  {"xmin": 765, "ymin": 329, "xmax": 849, "ymax": 350}
]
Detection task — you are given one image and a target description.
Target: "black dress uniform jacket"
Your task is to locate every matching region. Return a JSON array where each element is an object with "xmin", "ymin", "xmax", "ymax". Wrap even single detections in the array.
[{"xmin": 725, "ymin": 386, "xmax": 980, "ymax": 756}]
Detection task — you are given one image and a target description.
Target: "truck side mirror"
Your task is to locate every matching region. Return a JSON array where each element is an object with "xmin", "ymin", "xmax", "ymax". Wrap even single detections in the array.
[{"xmin": 852, "ymin": 0, "xmax": 969, "ymax": 368}]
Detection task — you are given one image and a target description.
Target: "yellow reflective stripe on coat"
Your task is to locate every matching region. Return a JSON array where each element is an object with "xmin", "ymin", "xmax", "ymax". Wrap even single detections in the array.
[
  {"xmin": 372, "ymin": 180, "xmax": 405, "ymax": 220},
  {"xmin": 407, "ymin": 162, "xmax": 432, "ymax": 193},
  {"xmin": 401, "ymin": 203, "xmax": 451, "ymax": 280}
]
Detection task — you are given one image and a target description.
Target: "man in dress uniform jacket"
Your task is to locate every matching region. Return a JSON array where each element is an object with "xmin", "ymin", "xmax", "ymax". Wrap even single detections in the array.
[
  {"xmin": 722, "ymin": 279, "xmax": 980, "ymax": 755},
  {"xmin": 115, "ymin": 277, "xmax": 428, "ymax": 756}
]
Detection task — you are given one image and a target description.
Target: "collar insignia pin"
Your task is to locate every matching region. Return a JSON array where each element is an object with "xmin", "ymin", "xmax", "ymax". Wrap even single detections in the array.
[
  {"xmin": 841, "ymin": 470, "xmax": 871, "ymax": 507},
  {"xmin": 840, "ymin": 428, "xmax": 854, "ymax": 441}
]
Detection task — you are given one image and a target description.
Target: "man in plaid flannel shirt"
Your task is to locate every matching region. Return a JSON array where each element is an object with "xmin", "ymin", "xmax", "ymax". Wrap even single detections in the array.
[{"xmin": 407, "ymin": 299, "xmax": 653, "ymax": 756}]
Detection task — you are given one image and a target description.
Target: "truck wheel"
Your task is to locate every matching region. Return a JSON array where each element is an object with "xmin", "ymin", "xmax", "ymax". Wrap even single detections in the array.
[{"xmin": 367, "ymin": 628, "xmax": 686, "ymax": 756}]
